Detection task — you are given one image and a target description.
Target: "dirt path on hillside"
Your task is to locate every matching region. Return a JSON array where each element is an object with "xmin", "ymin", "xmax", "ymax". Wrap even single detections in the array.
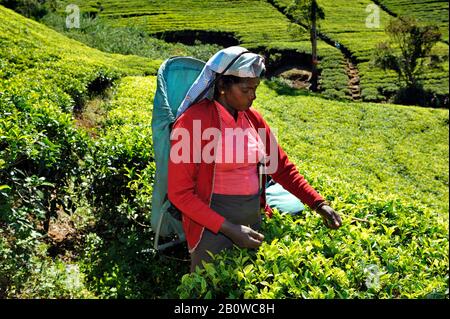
[
  {"xmin": 266, "ymin": 0, "xmax": 362, "ymax": 100},
  {"xmin": 346, "ymin": 59, "xmax": 361, "ymax": 100}
]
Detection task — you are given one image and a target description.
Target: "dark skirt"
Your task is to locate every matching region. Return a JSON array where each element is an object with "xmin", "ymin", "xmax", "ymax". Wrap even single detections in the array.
[{"xmin": 190, "ymin": 193, "xmax": 261, "ymax": 272}]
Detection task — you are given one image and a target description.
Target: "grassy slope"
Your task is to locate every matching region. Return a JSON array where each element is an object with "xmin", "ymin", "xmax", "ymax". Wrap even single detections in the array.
[
  {"xmin": 58, "ymin": 0, "xmax": 311, "ymax": 49},
  {"xmin": 57, "ymin": 0, "xmax": 448, "ymax": 102},
  {"xmin": 177, "ymin": 82, "xmax": 449, "ymax": 299},
  {"xmin": 0, "ymin": 5, "xmax": 166, "ymax": 298},
  {"xmin": 0, "ymin": 5, "xmax": 160, "ymax": 91},
  {"xmin": 56, "ymin": 0, "xmax": 349, "ymax": 100}
]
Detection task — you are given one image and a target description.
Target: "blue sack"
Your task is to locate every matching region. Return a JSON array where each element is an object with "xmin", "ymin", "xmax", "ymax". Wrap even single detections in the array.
[
  {"xmin": 265, "ymin": 179, "xmax": 305, "ymax": 215},
  {"xmin": 151, "ymin": 56, "xmax": 206, "ymax": 250}
]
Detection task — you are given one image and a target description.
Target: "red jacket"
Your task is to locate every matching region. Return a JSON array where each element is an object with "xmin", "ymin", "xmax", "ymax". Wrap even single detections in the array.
[{"xmin": 168, "ymin": 99, "xmax": 324, "ymax": 252}]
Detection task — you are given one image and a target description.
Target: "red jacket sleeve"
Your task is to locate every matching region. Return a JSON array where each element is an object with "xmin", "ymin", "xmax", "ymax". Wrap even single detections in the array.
[{"xmin": 167, "ymin": 114, "xmax": 225, "ymax": 234}]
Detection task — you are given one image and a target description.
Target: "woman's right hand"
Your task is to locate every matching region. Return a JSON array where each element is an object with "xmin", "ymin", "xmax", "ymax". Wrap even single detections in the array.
[{"xmin": 220, "ymin": 220, "xmax": 264, "ymax": 249}]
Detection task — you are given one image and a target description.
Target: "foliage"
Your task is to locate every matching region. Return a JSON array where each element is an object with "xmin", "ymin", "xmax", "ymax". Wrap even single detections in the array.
[
  {"xmin": 56, "ymin": 0, "xmax": 311, "ymax": 48},
  {"xmin": 4, "ymin": 243, "xmax": 95, "ymax": 298},
  {"xmin": 286, "ymin": 0, "xmax": 326, "ymax": 91},
  {"xmin": 0, "ymin": 0, "xmax": 51, "ymax": 19},
  {"xmin": 178, "ymin": 206, "xmax": 448, "ymax": 299},
  {"xmin": 56, "ymin": 0, "xmax": 350, "ymax": 101},
  {"xmin": 0, "ymin": 5, "xmax": 169, "ymax": 298},
  {"xmin": 40, "ymin": 12, "xmax": 222, "ymax": 63},
  {"xmin": 286, "ymin": 0, "xmax": 325, "ymax": 27},
  {"xmin": 373, "ymin": 17, "xmax": 442, "ymax": 88},
  {"xmin": 376, "ymin": 0, "xmax": 449, "ymax": 43},
  {"xmin": 274, "ymin": 0, "xmax": 449, "ymax": 105}
]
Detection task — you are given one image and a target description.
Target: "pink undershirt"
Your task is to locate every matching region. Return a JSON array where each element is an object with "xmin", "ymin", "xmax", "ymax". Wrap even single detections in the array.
[{"xmin": 213, "ymin": 101, "xmax": 266, "ymax": 195}]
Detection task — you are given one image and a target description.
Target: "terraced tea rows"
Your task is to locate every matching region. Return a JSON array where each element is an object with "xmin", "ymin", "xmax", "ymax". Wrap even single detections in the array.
[
  {"xmin": 376, "ymin": 0, "xmax": 449, "ymax": 42},
  {"xmin": 272, "ymin": 0, "xmax": 449, "ymax": 102},
  {"xmin": 60, "ymin": 0, "xmax": 310, "ymax": 48},
  {"xmin": 56, "ymin": 0, "xmax": 353, "ymax": 100}
]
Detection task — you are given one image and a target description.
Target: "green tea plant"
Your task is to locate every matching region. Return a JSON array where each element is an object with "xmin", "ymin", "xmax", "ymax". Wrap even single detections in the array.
[
  {"xmin": 40, "ymin": 11, "xmax": 223, "ymax": 62},
  {"xmin": 0, "ymin": 0, "xmax": 51, "ymax": 19},
  {"xmin": 57, "ymin": 0, "xmax": 311, "ymax": 47},
  {"xmin": 74, "ymin": 76, "xmax": 190, "ymax": 298},
  {"xmin": 55, "ymin": 0, "xmax": 351, "ymax": 101},
  {"xmin": 61, "ymin": 0, "xmax": 448, "ymax": 105},
  {"xmin": 0, "ymin": 5, "xmax": 161, "ymax": 297},
  {"xmin": 178, "ymin": 204, "xmax": 448, "ymax": 298},
  {"xmin": 177, "ymin": 80, "xmax": 449, "ymax": 299},
  {"xmin": 373, "ymin": 16, "xmax": 444, "ymax": 106}
]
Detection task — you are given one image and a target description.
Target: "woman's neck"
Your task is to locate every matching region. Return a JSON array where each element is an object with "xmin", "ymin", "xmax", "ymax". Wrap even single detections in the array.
[{"xmin": 217, "ymin": 98, "xmax": 238, "ymax": 121}]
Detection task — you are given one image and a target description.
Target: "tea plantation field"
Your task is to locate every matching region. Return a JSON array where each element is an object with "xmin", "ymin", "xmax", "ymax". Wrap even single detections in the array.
[
  {"xmin": 53, "ymin": 0, "xmax": 449, "ymax": 105},
  {"xmin": 272, "ymin": 0, "xmax": 449, "ymax": 103},
  {"xmin": 1, "ymin": 4, "xmax": 449, "ymax": 299},
  {"xmin": 179, "ymin": 81, "xmax": 449, "ymax": 298},
  {"xmin": 376, "ymin": 0, "xmax": 449, "ymax": 43},
  {"xmin": 49, "ymin": 0, "xmax": 356, "ymax": 101}
]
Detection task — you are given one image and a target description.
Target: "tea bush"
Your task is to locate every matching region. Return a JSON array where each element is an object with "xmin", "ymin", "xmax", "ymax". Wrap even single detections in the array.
[
  {"xmin": 0, "ymin": 5, "xmax": 168, "ymax": 297},
  {"xmin": 40, "ymin": 12, "xmax": 223, "ymax": 63},
  {"xmin": 55, "ymin": 0, "xmax": 351, "ymax": 101},
  {"xmin": 0, "ymin": 0, "xmax": 51, "ymax": 19},
  {"xmin": 376, "ymin": 0, "xmax": 449, "ymax": 43},
  {"xmin": 71, "ymin": 76, "xmax": 189, "ymax": 298},
  {"xmin": 178, "ymin": 204, "xmax": 448, "ymax": 298},
  {"xmin": 60, "ymin": 0, "xmax": 448, "ymax": 105},
  {"xmin": 177, "ymin": 80, "xmax": 449, "ymax": 298}
]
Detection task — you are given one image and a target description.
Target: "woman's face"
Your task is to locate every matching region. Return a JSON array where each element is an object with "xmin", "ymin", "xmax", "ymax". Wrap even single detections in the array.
[{"xmin": 222, "ymin": 77, "xmax": 260, "ymax": 111}]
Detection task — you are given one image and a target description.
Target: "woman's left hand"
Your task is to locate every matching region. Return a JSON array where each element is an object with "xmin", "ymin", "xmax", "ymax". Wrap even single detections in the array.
[{"xmin": 316, "ymin": 204, "xmax": 342, "ymax": 229}]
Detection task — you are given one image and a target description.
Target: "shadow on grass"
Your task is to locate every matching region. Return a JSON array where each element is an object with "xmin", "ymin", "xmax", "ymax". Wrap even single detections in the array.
[{"xmin": 394, "ymin": 84, "xmax": 449, "ymax": 108}]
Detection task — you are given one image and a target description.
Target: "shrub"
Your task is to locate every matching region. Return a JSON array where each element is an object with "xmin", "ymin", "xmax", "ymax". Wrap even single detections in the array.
[
  {"xmin": 373, "ymin": 16, "xmax": 442, "ymax": 106},
  {"xmin": 0, "ymin": 0, "xmax": 52, "ymax": 19}
]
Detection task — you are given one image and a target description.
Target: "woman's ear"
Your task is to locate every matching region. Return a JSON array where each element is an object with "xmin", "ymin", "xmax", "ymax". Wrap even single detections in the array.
[
  {"xmin": 216, "ymin": 79, "xmax": 228, "ymax": 97},
  {"xmin": 216, "ymin": 78, "xmax": 225, "ymax": 92}
]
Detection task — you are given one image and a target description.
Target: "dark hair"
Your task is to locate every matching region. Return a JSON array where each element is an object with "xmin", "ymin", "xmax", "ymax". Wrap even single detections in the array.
[{"xmin": 213, "ymin": 75, "xmax": 242, "ymax": 98}]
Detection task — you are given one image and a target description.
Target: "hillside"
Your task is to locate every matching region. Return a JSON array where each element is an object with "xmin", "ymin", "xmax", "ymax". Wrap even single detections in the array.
[
  {"xmin": 53, "ymin": 0, "xmax": 449, "ymax": 106},
  {"xmin": 273, "ymin": 0, "xmax": 449, "ymax": 103},
  {"xmin": 0, "ymin": 5, "xmax": 174, "ymax": 298},
  {"xmin": 376, "ymin": 0, "xmax": 449, "ymax": 42},
  {"xmin": 1, "ymin": 3, "xmax": 449, "ymax": 299}
]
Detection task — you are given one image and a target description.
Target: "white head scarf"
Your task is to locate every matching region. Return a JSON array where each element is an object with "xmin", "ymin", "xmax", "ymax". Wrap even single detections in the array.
[{"xmin": 176, "ymin": 46, "xmax": 265, "ymax": 118}]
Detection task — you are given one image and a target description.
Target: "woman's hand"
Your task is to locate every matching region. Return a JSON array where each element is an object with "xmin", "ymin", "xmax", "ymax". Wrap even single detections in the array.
[
  {"xmin": 316, "ymin": 204, "xmax": 342, "ymax": 229},
  {"xmin": 220, "ymin": 220, "xmax": 264, "ymax": 249}
]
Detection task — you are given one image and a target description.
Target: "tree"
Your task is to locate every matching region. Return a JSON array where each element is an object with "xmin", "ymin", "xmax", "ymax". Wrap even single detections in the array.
[
  {"xmin": 0, "ymin": 0, "xmax": 52, "ymax": 19},
  {"xmin": 287, "ymin": 0, "xmax": 325, "ymax": 92},
  {"xmin": 373, "ymin": 16, "xmax": 442, "ymax": 89}
]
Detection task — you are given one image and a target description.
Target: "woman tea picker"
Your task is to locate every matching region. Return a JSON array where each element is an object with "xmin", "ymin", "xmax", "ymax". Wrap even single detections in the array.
[{"xmin": 168, "ymin": 46, "xmax": 342, "ymax": 272}]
